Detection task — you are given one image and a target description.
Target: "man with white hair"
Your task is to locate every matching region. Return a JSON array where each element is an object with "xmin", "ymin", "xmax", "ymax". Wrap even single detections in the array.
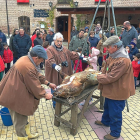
[
  {"xmin": 90, "ymin": 35, "xmax": 135, "ymax": 140},
  {"xmin": 45, "ymin": 32, "xmax": 88, "ymax": 108},
  {"xmin": 121, "ymin": 21, "xmax": 138, "ymax": 47}
]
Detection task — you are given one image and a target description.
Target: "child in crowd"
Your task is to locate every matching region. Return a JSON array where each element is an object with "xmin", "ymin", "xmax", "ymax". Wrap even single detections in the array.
[
  {"xmin": 126, "ymin": 40, "xmax": 139, "ymax": 61},
  {"xmin": 88, "ymin": 47, "xmax": 100, "ymax": 70},
  {"xmin": 132, "ymin": 53, "xmax": 140, "ymax": 89},
  {"xmin": 43, "ymin": 41, "xmax": 49, "ymax": 51},
  {"xmin": 0, "ymin": 55, "xmax": 5, "ymax": 81},
  {"xmin": 74, "ymin": 47, "xmax": 83, "ymax": 73},
  {"xmin": 3, "ymin": 43, "xmax": 13, "ymax": 74}
]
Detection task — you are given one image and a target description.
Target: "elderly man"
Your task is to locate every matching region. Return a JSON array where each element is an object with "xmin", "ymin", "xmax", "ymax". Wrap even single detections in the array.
[
  {"xmin": 45, "ymin": 27, "xmax": 55, "ymax": 45},
  {"xmin": 45, "ymin": 32, "xmax": 88, "ymax": 108},
  {"xmin": 14, "ymin": 27, "xmax": 32, "ymax": 58},
  {"xmin": 0, "ymin": 46, "xmax": 56, "ymax": 140},
  {"xmin": 71, "ymin": 25, "xmax": 79, "ymax": 39},
  {"xmin": 121, "ymin": 21, "xmax": 138, "ymax": 47},
  {"xmin": 91, "ymin": 36, "xmax": 135, "ymax": 140},
  {"xmin": 105, "ymin": 27, "xmax": 115, "ymax": 38}
]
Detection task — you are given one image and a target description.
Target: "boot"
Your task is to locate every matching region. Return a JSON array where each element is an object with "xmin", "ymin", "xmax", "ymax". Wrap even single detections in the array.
[
  {"xmin": 95, "ymin": 120, "xmax": 109, "ymax": 127},
  {"xmin": 104, "ymin": 134, "xmax": 120, "ymax": 140},
  {"xmin": 25, "ymin": 124, "xmax": 39, "ymax": 139},
  {"xmin": 17, "ymin": 136, "xmax": 28, "ymax": 140}
]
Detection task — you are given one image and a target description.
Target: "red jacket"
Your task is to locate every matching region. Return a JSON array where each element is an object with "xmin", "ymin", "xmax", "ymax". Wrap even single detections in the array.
[
  {"xmin": 3, "ymin": 48, "xmax": 13, "ymax": 63},
  {"xmin": 31, "ymin": 34, "xmax": 37, "ymax": 48},
  {"xmin": 0, "ymin": 56, "xmax": 5, "ymax": 72},
  {"xmin": 132, "ymin": 60, "xmax": 140, "ymax": 77},
  {"xmin": 74, "ymin": 60, "xmax": 83, "ymax": 73}
]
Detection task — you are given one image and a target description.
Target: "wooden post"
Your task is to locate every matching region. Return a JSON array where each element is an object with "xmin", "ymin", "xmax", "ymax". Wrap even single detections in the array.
[{"xmin": 68, "ymin": 14, "xmax": 71, "ymax": 47}]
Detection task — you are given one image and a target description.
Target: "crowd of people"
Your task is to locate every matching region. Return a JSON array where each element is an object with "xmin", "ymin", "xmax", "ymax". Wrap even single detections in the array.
[{"xmin": 0, "ymin": 20, "xmax": 139, "ymax": 140}]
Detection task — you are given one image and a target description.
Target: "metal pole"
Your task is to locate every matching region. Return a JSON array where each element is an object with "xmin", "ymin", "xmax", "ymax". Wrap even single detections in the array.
[
  {"xmin": 107, "ymin": 0, "xmax": 111, "ymax": 37},
  {"xmin": 74, "ymin": 0, "xmax": 101, "ymax": 73},
  {"xmin": 110, "ymin": 0, "xmax": 117, "ymax": 35},
  {"xmin": 5, "ymin": 0, "xmax": 10, "ymax": 37}
]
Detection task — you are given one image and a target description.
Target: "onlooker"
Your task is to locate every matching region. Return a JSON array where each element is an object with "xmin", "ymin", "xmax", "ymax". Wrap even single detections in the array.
[
  {"xmin": 13, "ymin": 27, "xmax": 31, "ymax": 58},
  {"xmin": 42, "ymin": 29, "xmax": 47, "ymax": 42},
  {"xmin": 45, "ymin": 27, "xmax": 55, "ymax": 45},
  {"xmin": 136, "ymin": 28, "xmax": 140, "ymax": 50},
  {"xmin": 0, "ymin": 40, "xmax": 4, "ymax": 57},
  {"xmin": 88, "ymin": 47, "xmax": 100, "ymax": 70},
  {"xmin": 0, "ymin": 55, "xmax": 5, "ymax": 81},
  {"xmin": 0, "ymin": 30, "xmax": 7, "ymax": 44},
  {"xmin": 84, "ymin": 26, "xmax": 89, "ymax": 33},
  {"xmin": 126, "ymin": 40, "xmax": 139, "ymax": 61},
  {"xmin": 71, "ymin": 26, "xmax": 79, "ymax": 39},
  {"xmin": 94, "ymin": 23, "xmax": 102, "ymax": 40},
  {"xmin": 119, "ymin": 27, "xmax": 124, "ymax": 39},
  {"xmin": 96, "ymin": 31, "xmax": 107, "ymax": 70},
  {"xmin": 105, "ymin": 27, "xmax": 115, "ymax": 38},
  {"xmin": 132, "ymin": 53, "xmax": 140, "ymax": 89},
  {"xmin": 9, "ymin": 28, "xmax": 19, "ymax": 63},
  {"xmin": 69, "ymin": 29, "xmax": 87, "ymax": 53},
  {"xmin": 43, "ymin": 41, "xmax": 49, "ymax": 51},
  {"xmin": 74, "ymin": 47, "xmax": 83, "ymax": 73},
  {"xmin": 34, "ymin": 32, "xmax": 43, "ymax": 46},
  {"xmin": 121, "ymin": 21, "xmax": 138, "ymax": 47},
  {"xmin": 2, "ymin": 43, "xmax": 13, "ymax": 74},
  {"xmin": 88, "ymin": 31, "xmax": 99, "ymax": 48},
  {"xmin": 45, "ymin": 32, "xmax": 88, "ymax": 108},
  {"xmin": 31, "ymin": 28, "xmax": 40, "ymax": 47},
  {"xmin": 32, "ymin": 27, "xmax": 40, "ymax": 36}
]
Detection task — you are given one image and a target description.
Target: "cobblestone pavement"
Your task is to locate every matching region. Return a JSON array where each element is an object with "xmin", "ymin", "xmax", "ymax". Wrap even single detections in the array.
[{"xmin": 0, "ymin": 70, "xmax": 140, "ymax": 140}]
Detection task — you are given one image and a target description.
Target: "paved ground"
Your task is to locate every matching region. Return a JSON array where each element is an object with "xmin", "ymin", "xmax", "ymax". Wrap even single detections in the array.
[{"xmin": 0, "ymin": 83, "xmax": 140, "ymax": 140}]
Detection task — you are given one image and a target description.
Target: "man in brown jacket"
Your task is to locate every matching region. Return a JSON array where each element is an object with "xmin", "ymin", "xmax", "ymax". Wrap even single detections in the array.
[
  {"xmin": 0, "ymin": 45, "xmax": 56, "ymax": 140},
  {"xmin": 89, "ymin": 36, "xmax": 135, "ymax": 140}
]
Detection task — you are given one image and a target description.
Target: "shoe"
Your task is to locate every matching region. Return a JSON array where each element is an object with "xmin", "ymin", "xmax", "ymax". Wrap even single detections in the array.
[
  {"xmin": 17, "ymin": 136, "xmax": 28, "ymax": 140},
  {"xmin": 25, "ymin": 123, "xmax": 39, "ymax": 139},
  {"xmin": 95, "ymin": 120, "xmax": 109, "ymax": 127},
  {"xmin": 104, "ymin": 134, "xmax": 120, "ymax": 140},
  {"xmin": 136, "ymin": 84, "xmax": 140, "ymax": 87},
  {"xmin": 41, "ymin": 68, "xmax": 45, "ymax": 70}
]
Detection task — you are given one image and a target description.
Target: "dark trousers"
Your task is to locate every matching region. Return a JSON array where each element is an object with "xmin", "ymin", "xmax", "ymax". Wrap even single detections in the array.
[
  {"xmin": 134, "ymin": 77, "xmax": 137, "ymax": 89},
  {"xmin": 5, "ymin": 63, "xmax": 10, "ymax": 74},
  {"xmin": 0, "ymin": 72, "xmax": 3, "ymax": 81},
  {"xmin": 13, "ymin": 57, "xmax": 18, "ymax": 64},
  {"xmin": 51, "ymin": 89, "xmax": 56, "ymax": 108},
  {"xmin": 98, "ymin": 57, "xmax": 103, "ymax": 71},
  {"xmin": 101, "ymin": 98, "xmax": 125, "ymax": 137}
]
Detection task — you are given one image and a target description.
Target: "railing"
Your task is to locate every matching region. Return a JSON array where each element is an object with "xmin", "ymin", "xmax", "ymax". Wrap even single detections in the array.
[{"xmin": 57, "ymin": 0, "xmax": 71, "ymax": 4}]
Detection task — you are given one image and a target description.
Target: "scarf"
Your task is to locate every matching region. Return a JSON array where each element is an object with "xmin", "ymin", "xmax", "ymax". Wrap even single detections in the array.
[
  {"xmin": 51, "ymin": 41, "xmax": 63, "ymax": 52},
  {"xmin": 28, "ymin": 52, "xmax": 42, "ymax": 73},
  {"xmin": 110, "ymin": 46, "xmax": 129, "ymax": 59}
]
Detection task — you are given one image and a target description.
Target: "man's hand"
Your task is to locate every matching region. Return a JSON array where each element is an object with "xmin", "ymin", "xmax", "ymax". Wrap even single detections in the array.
[
  {"xmin": 49, "ymin": 83, "xmax": 56, "ymax": 90},
  {"xmin": 45, "ymin": 93, "xmax": 53, "ymax": 100},
  {"xmin": 55, "ymin": 65, "xmax": 61, "ymax": 72}
]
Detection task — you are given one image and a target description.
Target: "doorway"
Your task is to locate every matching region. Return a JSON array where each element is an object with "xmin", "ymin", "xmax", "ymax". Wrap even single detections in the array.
[
  {"xmin": 56, "ymin": 16, "xmax": 73, "ymax": 41},
  {"xmin": 18, "ymin": 16, "xmax": 30, "ymax": 35}
]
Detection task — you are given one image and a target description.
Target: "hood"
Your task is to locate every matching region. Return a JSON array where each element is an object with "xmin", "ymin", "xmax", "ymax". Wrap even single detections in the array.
[
  {"xmin": 110, "ymin": 46, "xmax": 129, "ymax": 59},
  {"xmin": 91, "ymin": 48, "xmax": 100, "ymax": 56}
]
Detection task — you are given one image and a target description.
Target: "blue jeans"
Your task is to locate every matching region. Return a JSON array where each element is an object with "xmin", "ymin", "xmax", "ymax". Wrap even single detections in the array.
[
  {"xmin": 101, "ymin": 98, "xmax": 125, "ymax": 137},
  {"xmin": 51, "ymin": 89, "xmax": 56, "ymax": 108},
  {"xmin": 134, "ymin": 77, "xmax": 137, "ymax": 89},
  {"xmin": 98, "ymin": 57, "xmax": 103, "ymax": 71}
]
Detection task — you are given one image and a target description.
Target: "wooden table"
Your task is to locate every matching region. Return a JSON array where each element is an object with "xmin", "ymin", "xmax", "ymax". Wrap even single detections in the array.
[{"xmin": 53, "ymin": 85, "xmax": 103, "ymax": 136}]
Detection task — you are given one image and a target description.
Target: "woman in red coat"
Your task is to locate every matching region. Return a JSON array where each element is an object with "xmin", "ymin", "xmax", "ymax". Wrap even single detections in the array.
[
  {"xmin": 0, "ymin": 55, "xmax": 5, "ymax": 81},
  {"xmin": 3, "ymin": 43, "xmax": 13, "ymax": 74}
]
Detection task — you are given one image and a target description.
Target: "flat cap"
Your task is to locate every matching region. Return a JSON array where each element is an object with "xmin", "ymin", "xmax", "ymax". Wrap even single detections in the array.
[
  {"xmin": 103, "ymin": 35, "xmax": 120, "ymax": 46},
  {"xmin": 32, "ymin": 45, "xmax": 48, "ymax": 59},
  {"xmin": 49, "ymin": 27, "xmax": 54, "ymax": 33}
]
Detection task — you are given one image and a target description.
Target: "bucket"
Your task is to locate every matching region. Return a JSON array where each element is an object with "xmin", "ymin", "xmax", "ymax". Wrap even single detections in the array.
[{"xmin": 0, "ymin": 107, "xmax": 13, "ymax": 126}]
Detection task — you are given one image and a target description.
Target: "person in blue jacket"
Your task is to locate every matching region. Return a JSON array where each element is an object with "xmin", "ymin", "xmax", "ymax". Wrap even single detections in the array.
[
  {"xmin": 126, "ymin": 40, "xmax": 139, "ymax": 61},
  {"xmin": 0, "ymin": 30, "xmax": 7, "ymax": 44}
]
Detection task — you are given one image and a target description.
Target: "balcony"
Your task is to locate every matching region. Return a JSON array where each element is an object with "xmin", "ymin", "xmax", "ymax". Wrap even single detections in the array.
[{"xmin": 57, "ymin": 0, "xmax": 71, "ymax": 4}]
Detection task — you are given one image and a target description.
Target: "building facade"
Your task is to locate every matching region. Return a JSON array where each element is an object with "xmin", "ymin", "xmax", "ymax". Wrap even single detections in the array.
[{"xmin": 0, "ymin": 0, "xmax": 140, "ymax": 40}]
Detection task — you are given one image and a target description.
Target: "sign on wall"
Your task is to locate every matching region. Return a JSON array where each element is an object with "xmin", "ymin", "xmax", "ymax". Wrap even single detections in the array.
[
  {"xmin": 95, "ymin": 0, "xmax": 110, "ymax": 2},
  {"xmin": 34, "ymin": 9, "xmax": 49, "ymax": 17},
  {"xmin": 17, "ymin": 0, "xmax": 29, "ymax": 3}
]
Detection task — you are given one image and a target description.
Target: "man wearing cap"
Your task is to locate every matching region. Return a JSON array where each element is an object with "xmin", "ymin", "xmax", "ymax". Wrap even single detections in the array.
[
  {"xmin": 89, "ymin": 36, "xmax": 135, "ymax": 140},
  {"xmin": 0, "ymin": 45, "xmax": 56, "ymax": 140},
  {"xmin": 45, "ymin": 27, "xmax": 55, "ymax": 45}
]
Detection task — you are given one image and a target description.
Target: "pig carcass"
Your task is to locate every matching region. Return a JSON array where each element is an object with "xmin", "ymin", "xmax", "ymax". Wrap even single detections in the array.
[{"xmin": 54, "ymin": 67, "xmax": 101, "ymax": 99}]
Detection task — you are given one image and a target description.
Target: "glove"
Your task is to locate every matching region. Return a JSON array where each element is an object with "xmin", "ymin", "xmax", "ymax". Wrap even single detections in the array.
[
  {"xmin": 87, "ymin": 72, "xmax": 102, "ymax": 81},
  {"xmin": 55, "ymin": 65, "xmax": 61, "ymax": 72},
  {"xmin": 83, "ymin": 58, "xmax": 88, "ymax": 61}
]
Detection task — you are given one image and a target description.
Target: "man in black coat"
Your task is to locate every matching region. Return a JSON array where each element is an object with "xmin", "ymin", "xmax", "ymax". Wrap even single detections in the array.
[{"xmin": 13, "ymin": 27, "xmax": 31, "ymax": 58}]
